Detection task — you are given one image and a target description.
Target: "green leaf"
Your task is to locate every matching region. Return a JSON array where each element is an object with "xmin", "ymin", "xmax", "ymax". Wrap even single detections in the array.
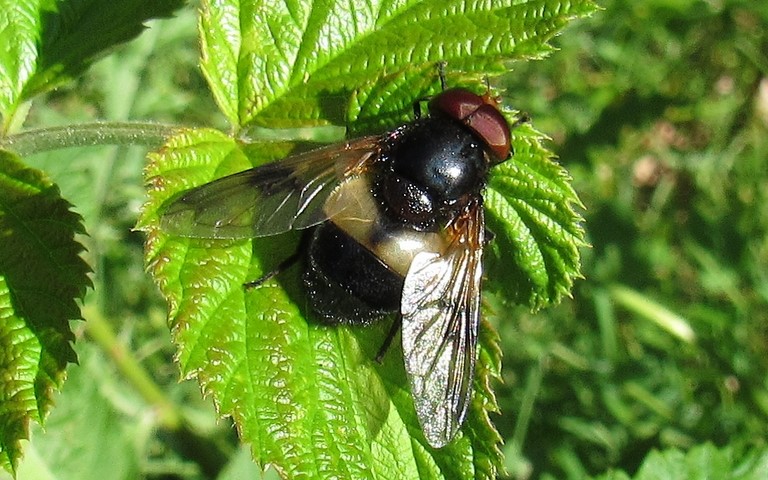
[
  {"xmin": 0, "ymin": 150, "xmax": 91, "ymax": 474},
  {"xmin": 0, "ymin": 0, "xmax": 43, "ymax": 125},
  {"xmin": 142, "ymin": 1, "xmax": 593, "ymax": 478},
  {"xmin": 14, "ymin": 344, "xmax": 142, "ymax": 480},
  {"xmin": 141, "ymin": 129, "xmax": 509, "ymax": 479},
  {"xmin": 0, "ymin": 0, "xmax": 185, "ymax": 128},
  {"xmin": 143, "ymin": 130, "xmax": 410, "ymax": 478},
  {"xmin": 486, "ymin": 123, "xmax": 586, "ymax": 310},
  {"xmin": 199, "ymin": 0, "xmax": 599, "ymax": 129},
  {"xmin": 594, "ymin": 443, "xmax": 768, "ymax": 480}
]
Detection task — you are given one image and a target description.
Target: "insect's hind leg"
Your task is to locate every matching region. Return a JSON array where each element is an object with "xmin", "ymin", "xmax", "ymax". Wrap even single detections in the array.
[
  {"xmin": 243, "ymin": 232, "xmax": 309, "ymax": 290},
  {"xmin": 375, "ymin": 315, "xmax": 402, "ymax": 363}
]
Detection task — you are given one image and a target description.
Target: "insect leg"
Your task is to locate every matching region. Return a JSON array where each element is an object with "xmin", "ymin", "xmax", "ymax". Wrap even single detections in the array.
[
  {"xmin": 511, "ymin": 111, "xmax": 531, "ymax": 129},
  {"xmin": 437, "ymin": 61, "xmax": 447, "ymax": 91},
  {"xmin": 483, "ymin": 228, "xmax": 495, "ymax": 245},
  {"xmin": 375, "ymin": 314, "xmax": 402, "ymax": 363},
  {"xmin": 412, "ymin": 62, "xmax": 451, "ymax": 119},
  {"xmin": 505, "ymin": 112, "xmax": 531, "ymax": 159},
  {"xmin": 242, "ymin": 250, "xmax": 301, "ymax": 289},
  {"xmin": 413, "ymin": 98, "xmax": 424, "ymax": 119},
  {"xmin": 243, "ymin": 232, "xmax": 310, "ymax": 290}
]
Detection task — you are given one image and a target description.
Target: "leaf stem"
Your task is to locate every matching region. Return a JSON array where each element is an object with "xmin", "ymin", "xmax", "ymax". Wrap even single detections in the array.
[
  {"xmin": 0, "ymin": 121, "xmax": 181, "ymax": 156},
  {"xmin": 82, "ymin": 304, "xmax": 182, "ymax": 430}
]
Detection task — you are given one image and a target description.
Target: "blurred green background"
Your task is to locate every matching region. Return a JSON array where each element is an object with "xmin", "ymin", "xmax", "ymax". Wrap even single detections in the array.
[
  {"xmin": 496, "ymin": 0, "xmax": 768, "ymax": 477},
  {"xmin": 11, "ymin": 0, "xmax": 768, "ymax": 478}
]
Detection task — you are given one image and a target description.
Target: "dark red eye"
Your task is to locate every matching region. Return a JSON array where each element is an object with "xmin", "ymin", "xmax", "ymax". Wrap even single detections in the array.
[
  {"xmin": 463, "ymin": 103, "xmax": 511, "ymax": 161},
  {"xmin": 428, "ymin": 88, "xmax": 486, "ymax": 121},
  {"xmin": 428, "ymin": 88, "xmax": 511, "ymax": 161}
]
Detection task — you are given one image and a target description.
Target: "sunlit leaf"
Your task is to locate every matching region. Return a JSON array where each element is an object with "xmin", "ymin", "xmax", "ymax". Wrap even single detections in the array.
[
  {"xmin": 199, "ymin": 0, "xmax": 599, "ymax": 129},
  {"xmin": 0, "ymin": 0, "xmax": 185, "ymax": 129},
  {"xmin": 142, "ymin": 1, "xmax": 594, "ymax": 478},
  {"xmin": 486, "ymin": 123, "xmax": 586, "ymax": 310}
]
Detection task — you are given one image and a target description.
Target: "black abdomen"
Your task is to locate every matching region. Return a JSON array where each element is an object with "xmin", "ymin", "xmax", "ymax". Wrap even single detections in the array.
[{"xmin": 304, "ymin": 223, "xmax": 403, "ymax": 325}]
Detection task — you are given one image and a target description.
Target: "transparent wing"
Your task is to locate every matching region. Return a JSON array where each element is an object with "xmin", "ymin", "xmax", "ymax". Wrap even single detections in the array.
[
  {"xmin": 400, "ymin": 202, "xmax": 485, "ymax": 448},
  {"xmin": 159, "ymin": 136, "xmax": 382, "ymax": 239}
]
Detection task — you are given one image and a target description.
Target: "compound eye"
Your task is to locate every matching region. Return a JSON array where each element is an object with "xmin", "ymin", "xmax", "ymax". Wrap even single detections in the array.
[
  {"xmin": 428, "ymin": 88, "xmax": 485, "ymax": 121},
  {"xmin": 381, "ymin": 175, "xmax": 435, "ymax": 228},
  {"xmin": 428, "ymin": 88, "xmax": 511, "ymax": 162},
  {"xmin": 464, "ymin": 104, "xmax": 511, "ymax": 161}
]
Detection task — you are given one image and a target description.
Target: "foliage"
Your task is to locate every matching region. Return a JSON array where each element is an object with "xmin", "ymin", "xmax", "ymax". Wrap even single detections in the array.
[
  {"xmin": 3, "ymin": 0, "xmax": 763, "ymax": 478},
  {"xmin": 0, "ymin": 0, "xmax": 594, "ymax": 478},
  {"xmin": 495, "ymin": 0, "xmax": 768, "ymax": 477},
  {"xmin": 0, "ymin": 152, "xmax": 90, "ymax": 474},
  {"xmin": 137, "ymin": 1, "xmax": 591, "ymax": 477},
  {"xmin": 596, "ymin": 443, "xmax": 768, "ymax": 480}
]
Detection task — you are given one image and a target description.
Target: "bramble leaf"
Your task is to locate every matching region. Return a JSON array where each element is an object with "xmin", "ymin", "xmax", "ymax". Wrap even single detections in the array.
[
  {"xmin": 200, "ymin": 0, "xmax": 599, "ymax": 130},
  {"xmin": 486, "ymin": 122, "xmax": 586, "ymax": 310},
  {"xmin": 142, "ymin": 0, "xmax": 594, "ymax": 478},
  {"xmin": 141, "ymin": 129, "xmax": 509, "ymax": 479},
  {"xmin": 0, "ymin": 151, "xmax": 91, "ymax": 473},
  {"xmin": 0, "ymin": 0, "xmax": 185, "ymax": 129}
]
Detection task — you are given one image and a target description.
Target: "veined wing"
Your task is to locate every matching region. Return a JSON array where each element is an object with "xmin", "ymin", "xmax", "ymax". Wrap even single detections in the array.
[
  {"xmin": 400, "ymin": 202, "xmax": 485, "ymax": 448},
  {"xmin": 159, "ymin": 135, "xmax": 382, "ymax": 239}
]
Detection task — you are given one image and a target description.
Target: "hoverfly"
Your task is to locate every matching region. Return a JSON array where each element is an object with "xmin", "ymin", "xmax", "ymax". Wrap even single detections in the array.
[{"xmin": 159, "ymin": 87, "xmax": 513, "ymax": 448}]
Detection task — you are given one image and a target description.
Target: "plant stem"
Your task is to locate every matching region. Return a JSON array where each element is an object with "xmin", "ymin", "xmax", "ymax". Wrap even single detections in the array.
[
  {"xmin": 0, "ymin": 121, "xmax": 181, "ymax": 156},
  {"xmin": 82, "ymin": 304, "xmax": 182, "ymax": 430}
]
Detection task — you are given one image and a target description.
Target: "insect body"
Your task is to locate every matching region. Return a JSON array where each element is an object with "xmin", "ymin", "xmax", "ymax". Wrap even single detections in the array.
[{"xmin": 160, "ymin": 87, "xmax": 512, "ymax": 448}]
